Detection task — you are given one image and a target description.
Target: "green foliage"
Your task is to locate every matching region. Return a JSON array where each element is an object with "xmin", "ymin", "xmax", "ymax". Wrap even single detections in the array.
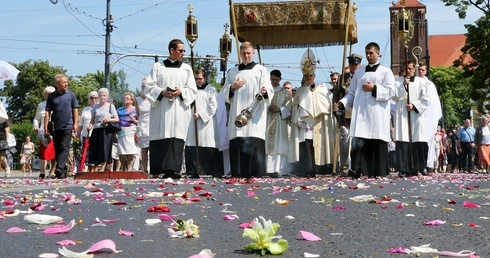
[
  {"xmin": 454, "ymin": 15, "xmax": 490, "ymax": 114},
  {"xmin": 0, "ymin": 60, "xmax": 66, "ymax": 122},
  {"xmin": 441, "ymin": 0, "xmax": 490, "ymax": 19},
  {"xmin": 430, "ymin": 66, "xmax": 473, "ymax": 129},
  {"xmin": 0, "ymin": 59, "xmax": 133, "ymax": 125},
  {"xmin": 183, "ymin": 53, "xmax": 221, "ymax": 90}
]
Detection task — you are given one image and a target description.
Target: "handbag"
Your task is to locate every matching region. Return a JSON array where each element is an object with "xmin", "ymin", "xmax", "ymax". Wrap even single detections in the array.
[
  {"xmin": 47, "ymin": 121, "xmax": 55, "ymax": 134},
  {"xmin": 106, "ymin": 104, "xmax": 121, "ymax": 133},
  {"xmin": 107, "ymin": 121, "xmax": 121, "ymax": 132},
  {"xmin": 0, "ymin": 140, "xmax": 9, "ymax": 150}
]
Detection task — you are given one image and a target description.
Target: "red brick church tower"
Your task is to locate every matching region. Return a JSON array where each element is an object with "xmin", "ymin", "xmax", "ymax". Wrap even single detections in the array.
[{"xmin": 389, "ymin": 0, "xmax": 428, "ymax": 76}]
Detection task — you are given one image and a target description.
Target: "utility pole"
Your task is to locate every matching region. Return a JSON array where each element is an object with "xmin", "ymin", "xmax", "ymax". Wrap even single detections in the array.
[{"xmin": 104, "ymin": 0, "xmax": 112, "ymax": 90}]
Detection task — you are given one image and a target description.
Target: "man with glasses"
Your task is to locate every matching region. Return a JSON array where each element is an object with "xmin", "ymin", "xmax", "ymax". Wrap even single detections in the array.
[
  {"xmin": 393, "ymin": 60, "xmax": 431, "ymax": 177},
  {"xmin": 185, "ymin": 69, "xmax": 222, "ymax": 178},
  {"xmin": 144, "ymin": 38, "xmax": 197, "ymax": 179},
  {"xmin": 337, "ymin": 42, "xmax": 395, "ymax": 178}
]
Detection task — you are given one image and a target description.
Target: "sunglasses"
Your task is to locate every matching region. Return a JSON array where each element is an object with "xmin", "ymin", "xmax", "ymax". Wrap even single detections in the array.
[
  {"xmin": 90, "ymin": 97, "xmax": 98, "ymax": 100},
  {"xmin": 175, "ymin": 49, "xmax": 185, "ymax": 53}
]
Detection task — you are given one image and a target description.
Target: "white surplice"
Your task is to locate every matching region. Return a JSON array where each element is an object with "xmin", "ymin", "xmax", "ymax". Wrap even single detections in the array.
[
  {"xmin": 144, "ymin": 61, "xmax": 197, "ymax": 142},
  {"xmin": 186, "ymin": 84, "xmax": 219, "ymax": 148},
  {"xmin": 222, "ymin": 64, "xmax": 274, "ymax": 140},
  {"xmin": 339, "ymin": 65, "xmax": 395, "ymax": 142},
  {"xmin": 421, "ymin": 77, "xmax": 442, "ymax": 167},
  {"xmin": 393, "ymin": 76, "xmax": 431, "ymax": 143}
]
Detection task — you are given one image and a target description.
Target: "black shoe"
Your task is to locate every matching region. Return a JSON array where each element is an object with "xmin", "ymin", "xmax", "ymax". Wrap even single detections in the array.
[
  {"xmin": 267, "ymin": 172, "xmax": 279, "ymax": 178},
  {"xmin": 55, "ymin": 170, "xmax": 66, "ymax": 179},
  {"xmin": 39, "ymin": 173, "xmax": 45, "ymax": 179},
  {"xmin": 348, "ymin": 170, "xmax": 360, "ymax": 179},
  {"xmin": 165, "ymin": 170, "xmax": 181, "ymax": 180}
]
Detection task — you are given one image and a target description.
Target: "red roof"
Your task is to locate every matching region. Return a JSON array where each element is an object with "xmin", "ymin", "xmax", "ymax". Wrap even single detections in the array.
[
  {"xmin": 389, "ymin": 0, "xmax": 425, "ymax": 9},
  {"xmin": 428, "ymin": 34, "xmax": 468, "ymax": 67}
]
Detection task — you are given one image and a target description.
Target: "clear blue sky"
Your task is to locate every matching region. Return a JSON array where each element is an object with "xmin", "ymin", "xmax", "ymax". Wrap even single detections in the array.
[{"xmin": 0, "ymin": 0, "xmax": 481, "ymax": 94}]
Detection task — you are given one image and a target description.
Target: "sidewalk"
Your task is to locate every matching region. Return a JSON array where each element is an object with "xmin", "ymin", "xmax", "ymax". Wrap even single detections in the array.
[{"xmin": 3, "ymin": 169, "xmax": 48, "ymax": 179}]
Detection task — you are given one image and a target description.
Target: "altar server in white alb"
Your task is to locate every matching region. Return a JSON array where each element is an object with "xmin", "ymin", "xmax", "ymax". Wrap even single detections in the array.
[
  {"xmin": 222, "ymin": 41, "xmax": 274, "ymax": 178},
  {"xmin": 265, "ymin": 69, "xmax": 292, "ymax": 178},
  {"xmin": 185, "ymin": 69, "xmax": 223, "ymax": 178},
  {"xmin": 393, "ymin": 60, "xmax": 431, "ymax": 177},
  {"xmin": 418, "ymin": 63, "xmax": 442, "ymax": 172},
  {"xmin": 144, "ymin": 39, "xmax": 197, "ymax": 179},
  {"xmin": 338, "ymin": 42, "xmax": 395, "ymax": 178}
]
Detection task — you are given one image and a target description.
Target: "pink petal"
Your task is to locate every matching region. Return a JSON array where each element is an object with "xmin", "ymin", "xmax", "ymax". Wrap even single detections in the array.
[
  {"xmin": 87, "ymin": 239, "xmax": 119, "ymax": 253},
  {"xmin": 463, "ymin": 201, "xmax": 480, "ymax": 208},
  {"xmin": 6, "ymin": 227, "xmax": 25, "ymax": 233},
  {"xmin": 223, "ymin": 214, "xmax": 239, "ymax": 220},
  {"xmin": 43, "ymin": 219, "xmax": 75, "ymax": 234},
  {"xmin": 298, "ymin": 230, "xmax": 322, "ymax": 241},
  {"xmin": 395, "ymin": 204, "xmax": 404, "ymax": 209},
  {"xmin": 158, "ymin": 214, "xmax": 177, "ymax": 221},
  {"xmin": 388, "ymin": 247, "xmax": 409, "ymax": 253},
  {"xmin": 424, "ymin": 219, "xmax": 446, "ymax": 226},
  {"xmin": 102, "ymin": 219, "xmax": 120, "ymax": 223},
  {"xmin": 247, "ymin": 191, "xmax": 256, "ymax": 197},
  {"xmin": 331, "ymin": 206, "xmax": 347, "ymax": 210},
  {"xmin": 57, "ymin": 239, "xmax": 77, "ymax": 246},
  {"xmin": 119, "ymin": 229, "xmax": 135, "ymax": 236},
  {"xmin": 239, "ymin": 220, "xmax": 255, "ymax": 229}
]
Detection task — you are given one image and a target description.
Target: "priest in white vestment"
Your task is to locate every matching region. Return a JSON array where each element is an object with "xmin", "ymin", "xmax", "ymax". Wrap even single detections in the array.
[
  {"xmin": 393, "ymin": 60, "xmax": 431, "ymax": 176},
  {"xmin": 222, "ymin": 41, "xmax": 274, "ymax": 178},
  {"xmin": 289, "ymin": 69, "xmax": 336, "ymax": 177},
  {"xmin": 265, "ymin": 70, "xmax": 292, "ymax": 177},
  {"xmin": 144, "ymin": 39, "xmax": 197, "ymax": 179}
]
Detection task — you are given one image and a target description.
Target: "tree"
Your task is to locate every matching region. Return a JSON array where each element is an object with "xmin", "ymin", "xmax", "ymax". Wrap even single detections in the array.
[
  {"xmin": 453, "ymin": 15, "xmax": 490, "ymax": 114},
  {"xmin": 430, "ymin": 66, "xmax": 473, "ymax": 129},
  {"xmin": 184, "ymin": 53, "xmax": 221, "ymax": 90},
  {"xmin": 0, "ymin": 59, "xmax": 132, "ymax": 124},
  {"xmin": 441, "ymin": 0, "xmax": 490, "ymax": 19}
]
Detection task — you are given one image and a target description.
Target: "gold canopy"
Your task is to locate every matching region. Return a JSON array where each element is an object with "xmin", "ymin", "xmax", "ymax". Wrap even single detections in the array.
[{"xmin": 230, "ymin": 0, "xmax": 358, "ymax": 49}]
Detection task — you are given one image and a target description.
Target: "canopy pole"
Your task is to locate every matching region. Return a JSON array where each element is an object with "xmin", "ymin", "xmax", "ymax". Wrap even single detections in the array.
[
  {"xmin": 333, "ymin": 0, "xmax": 352, "ymax": 175},
  {"xmin": 229, "ymin": 0, "xmax": 241, "ymax": 63},
  {"xmin": 257, "ymin": 45, "xmax": 262, "ymax": 65}
]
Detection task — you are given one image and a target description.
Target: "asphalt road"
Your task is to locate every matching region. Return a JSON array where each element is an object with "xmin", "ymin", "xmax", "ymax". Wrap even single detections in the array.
[{"xmin": 0, "ymin": 172, "xmax": 489, "ymax": 258}]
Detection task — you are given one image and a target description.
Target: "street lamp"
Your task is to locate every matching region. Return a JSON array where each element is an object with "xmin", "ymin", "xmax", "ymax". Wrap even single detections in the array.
[
  {"xmin": 219, "ymin": 23, "xmax": 232, "ymax": 76},
  {"xmin": 185, "ymin": 4, "xmax": 198, "ymax": 71}
]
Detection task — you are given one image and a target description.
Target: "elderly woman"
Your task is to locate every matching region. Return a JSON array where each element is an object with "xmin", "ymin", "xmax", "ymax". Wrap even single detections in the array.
[
  {"xmin": 77, "ymin": 91, "xmax": 98, "ymax": 172},
  {"xmin": 33, "ymin": 86, "xmax": 56, "ymax": 178},
  {"xmin": 87, "ymin": 88, "xmax": 119, "ymax": 172},
  {"xmin": 136, "ymin": 79, "xmax": 151, "ymax": 173},
  {"xmin": 117, "ymin": 92, "xmax": 139, "ymax": 171},
  {"xmin": 475, "ymin": 115, "xmax": 490, "ymax": 173}
]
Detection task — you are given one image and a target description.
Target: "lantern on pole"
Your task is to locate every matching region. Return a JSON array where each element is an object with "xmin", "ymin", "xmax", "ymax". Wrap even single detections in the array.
[
  {"xmin": 396, "ymin": 1, "xmax": 414, "ymax": 50},
  {"xmin": 185, "ymin": 4, "xmax": 198, "ymax": 70},
  {"xmin": 219, "ymin": 23, "xmax": 232, "ymax": 73}
]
